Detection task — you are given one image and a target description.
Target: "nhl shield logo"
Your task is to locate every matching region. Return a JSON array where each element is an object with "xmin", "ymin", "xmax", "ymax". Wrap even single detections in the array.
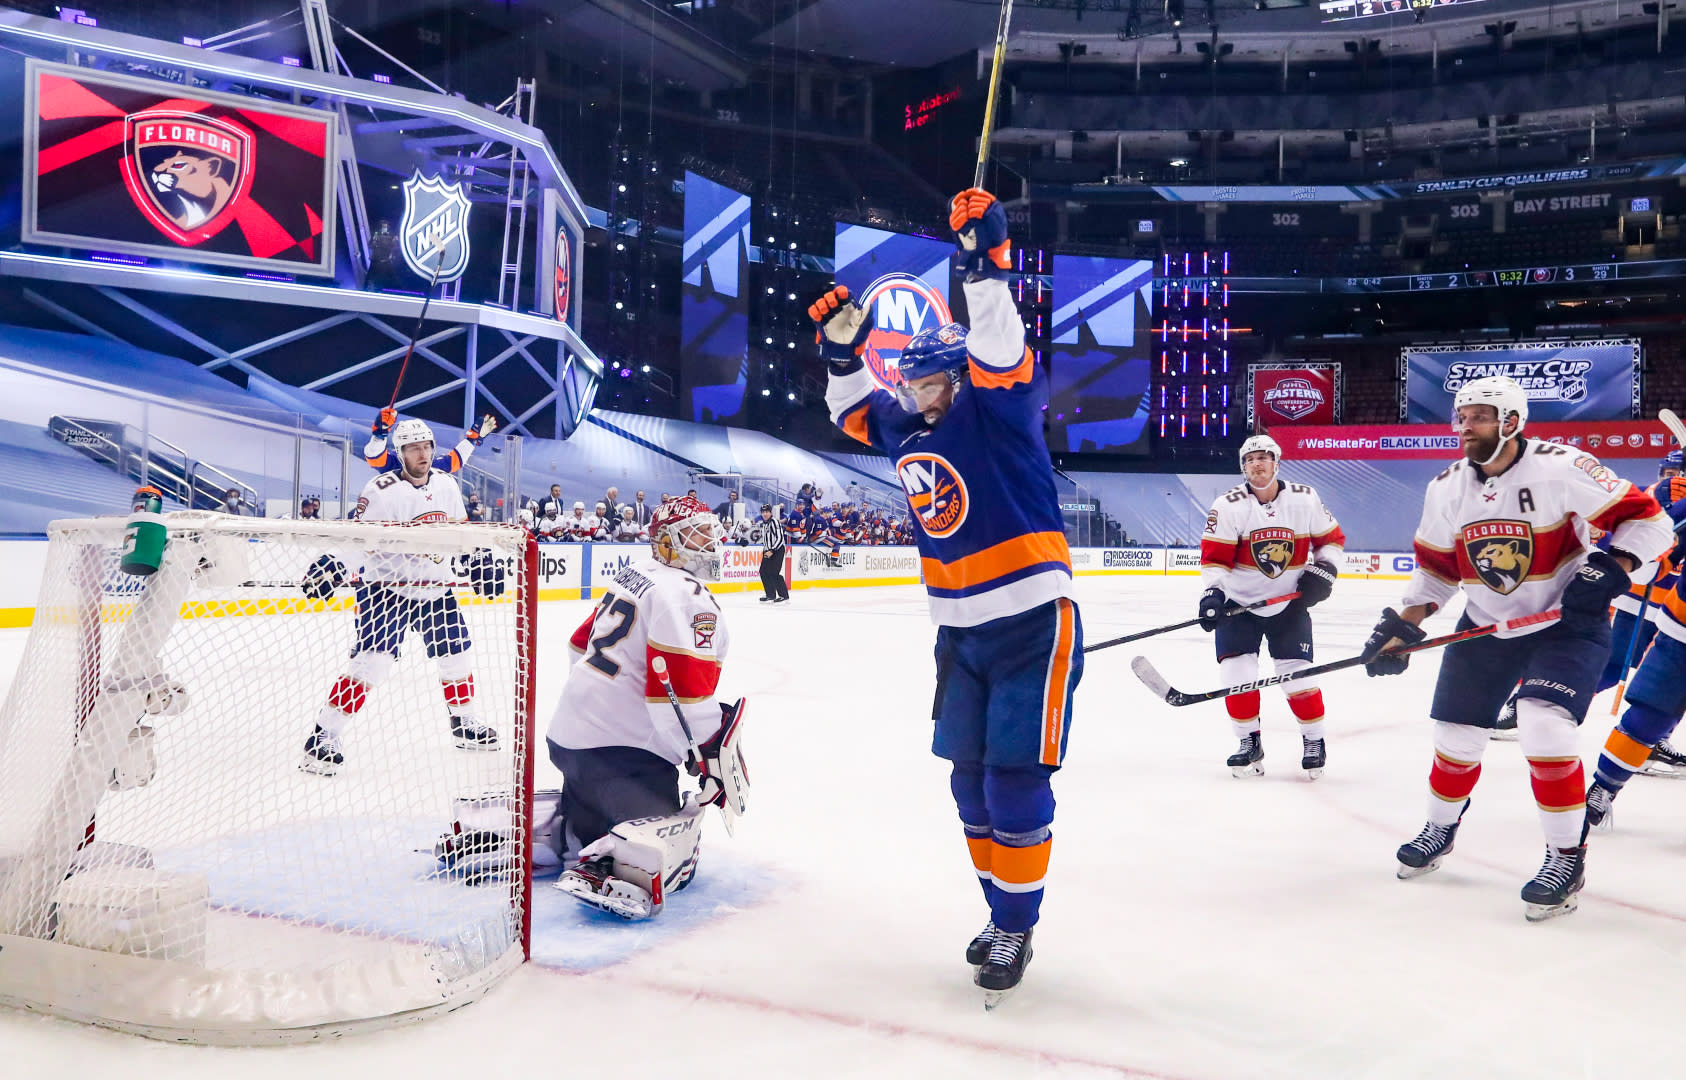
[
  {"xmin": 1462, "ymin": 520, "xmax": 1533, "ymax": 595},
  {"xmin": 860, "ymin": 273, "xmax": 953, "ymax": 391},
  {"xmin": 400, "ymin": 170, "xmax": 471, "ymax": 282},
  {"xmin": 120, "ymin": 110, "xmax": 254, "ymax": 246},
  {"xmin": 1248, "ymin": 527, "xmax": 1297, "ymax": 578}
]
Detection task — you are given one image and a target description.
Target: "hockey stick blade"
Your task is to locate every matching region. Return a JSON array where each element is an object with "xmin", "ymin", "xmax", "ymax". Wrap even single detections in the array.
[
  {"xmin": 1133, "ymin": 608, "xmax": 1562, "ymax": 706},
  {"xmin": 1659, "ymin": 408, "xmax": 1685, "ymax": 450},
  {"xmin": 1085, "ymin": 591, "xmax": 1300, "ymax": 654}
]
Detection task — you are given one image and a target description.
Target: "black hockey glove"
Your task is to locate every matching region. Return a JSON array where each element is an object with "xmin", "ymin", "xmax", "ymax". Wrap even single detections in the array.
[
  {"xmin": 1360, "ymin": 607, "xmax": 1427, "ymax": 677},
  {"xmin": 1299, "ymin": 559, "xmax": 1338, "ymax": 608},
  {"xmin": 1560, "ymin": 550, "xmax": 1632, "ymax": 631},
  {"xmin": 463, "ymin": 548, "xmax": 507, "ymax": 599},
  {"xmin": 302, "ymin": 554, "xmax": 347, "ymax": 601},
  {"xmin": 808, "ymin": 286, "xmax": 872, "ymax": 375},
  {"xmin": 1197, "ymin": 586, "xmax": 1227, "ymax": 632}
]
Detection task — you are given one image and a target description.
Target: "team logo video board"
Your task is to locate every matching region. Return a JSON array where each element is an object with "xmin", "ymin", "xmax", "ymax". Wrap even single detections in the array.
[
  {"xmin": 833, "ymin": 225, "xmax": 954, "ymax": 391},
  {"xmin": 22, "ymin": 60, "xmax": 337, "ymax": 276}
]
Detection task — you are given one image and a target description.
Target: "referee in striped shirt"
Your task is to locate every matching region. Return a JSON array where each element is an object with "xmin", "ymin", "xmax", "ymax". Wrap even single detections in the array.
[{"xmin": 758, "ymin": 502, "xmax": 790, "ymax": 603}]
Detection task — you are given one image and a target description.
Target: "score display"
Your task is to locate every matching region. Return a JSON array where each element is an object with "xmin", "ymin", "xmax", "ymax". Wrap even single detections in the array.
[{"xmin": 1319, "ymin": 0, "xmax": 1488, "ymax": 21}]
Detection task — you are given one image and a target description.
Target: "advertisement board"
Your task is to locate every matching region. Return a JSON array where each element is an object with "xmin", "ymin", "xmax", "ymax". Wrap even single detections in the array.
[
  {"xmin": 1402, "ymin": 340, "xmax": 1640, "ymax": 423},
  {"xmin": 23, "ymin": 60, "xmax": 337, "ymax": 276},
  {"xmin": 1249, "ymin": 363, "xmax": 1340, "ymax": 427},
  {"xmin": 1275, "ymin": 421, "xmax": 1676, "ymax": 460}
]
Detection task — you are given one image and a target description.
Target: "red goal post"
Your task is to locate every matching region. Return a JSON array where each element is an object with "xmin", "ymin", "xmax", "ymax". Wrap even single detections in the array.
[{"xmin": 0, "ymin": 512, "xmax": 538, "ymax": 1043}]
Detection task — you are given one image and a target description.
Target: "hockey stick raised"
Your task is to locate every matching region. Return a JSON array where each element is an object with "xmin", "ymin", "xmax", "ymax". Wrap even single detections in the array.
[
  {"xmin": 387, "ymin": 231, "xmax": 451, "ymax": 410},
  {"xmin": 973, "ymin": 0, "xmax": 1016, "ymax": 189},
  {"xmin": 650, "ymin": 654, "xmax": 734, "ymax": 836},
  {"xmin": 1132, "ymin": 608, "xmax": 1563, "ymax": 707},
  {"xmin": 1082, "ymin": 591, "xmax": 1301, "ymax": 655}
]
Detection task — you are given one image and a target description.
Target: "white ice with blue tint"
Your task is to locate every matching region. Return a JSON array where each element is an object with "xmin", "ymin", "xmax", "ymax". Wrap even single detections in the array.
[{"xmin": 5, "ymin": 575, "xmax": 1686, "ymax": 1080}]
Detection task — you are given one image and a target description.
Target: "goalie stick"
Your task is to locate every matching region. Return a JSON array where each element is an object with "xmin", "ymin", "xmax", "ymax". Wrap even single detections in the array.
[
  {"xmin": 649, "ymin": 655, "xmax": 735, "ymax": 836},
  {"xmin": 1132, "ymin": 608, "xmax": 1563, "ymax": 706},
  {"xmin": 1082, "ymin": 591, "xmax": 1301, "ymax": 655}
]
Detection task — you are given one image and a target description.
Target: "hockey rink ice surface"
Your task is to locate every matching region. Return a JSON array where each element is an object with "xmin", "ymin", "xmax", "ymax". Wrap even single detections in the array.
[{"xmin": 5, "ymin": 574, "xmax": 1686, "ymax": 1080}]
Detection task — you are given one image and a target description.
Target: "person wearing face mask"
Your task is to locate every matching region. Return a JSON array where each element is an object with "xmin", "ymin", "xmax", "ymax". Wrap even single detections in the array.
[{"xmin": 1196, "ymin": 434, "xmax": 1346, "ymax": 782}]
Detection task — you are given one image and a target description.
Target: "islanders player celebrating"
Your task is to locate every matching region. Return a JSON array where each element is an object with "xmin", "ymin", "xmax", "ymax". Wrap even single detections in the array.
[
  {"xmin": 365, "ymin": 406, "xmax": 497, "ymax": 476},
  {"xmin": 1198, "ymin": 434, "xmax": 1345, "ymax": 779},
  {"xmin": 808, "ymin": 187, "xmax": 1080, "ymax": 1008}
]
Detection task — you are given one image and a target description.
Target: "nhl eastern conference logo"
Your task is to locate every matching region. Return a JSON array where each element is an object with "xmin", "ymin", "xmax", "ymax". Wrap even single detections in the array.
[
  {"xmin": 859, "ymin": 273, "xmax": 953, "ymax": 391},
  {"xmin": 1263, "ymin": 377, "xmax": 1326, "ymax": 421},
  {"xmin": 120, "ymin": 110, "xmax": 255, "ymax": 247},
  {"xmin": 1462, "ymin": 520, "xmax": 1534, "ymax": 595},
  {"xmin": 1248, "ymin": 527, "xmax": 1296, "ymax": 578}
]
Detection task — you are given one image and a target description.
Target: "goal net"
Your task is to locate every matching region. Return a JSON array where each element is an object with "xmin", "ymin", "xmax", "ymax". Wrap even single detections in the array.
[{"xmin": 0, "ymin": 513, "xmax": 537, "ymax": 1043}]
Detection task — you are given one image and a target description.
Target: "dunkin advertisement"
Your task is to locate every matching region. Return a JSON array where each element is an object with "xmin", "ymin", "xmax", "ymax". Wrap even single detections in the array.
[
  {"xmin": 22, "ymin": 60, "xmax": 337, "ymax": 275},
  {"xmin": 1248, "ymin": 363, "xmax": 1340, "ymax": 427}
]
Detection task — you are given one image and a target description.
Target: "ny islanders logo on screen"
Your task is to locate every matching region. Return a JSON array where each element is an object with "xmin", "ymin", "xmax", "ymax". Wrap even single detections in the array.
[
  {"xmin": 861, "ymin": 273, "xmax": 953, "ymax": 390},
  {"xmin": 120, "ymin": 110, "xmax": 254, "ymax": 246},
  {"xmin": 554, "ymin": 226, "xmax": 571, "ymax": 322},
  {"xmin": 897, "ymin": 452, "xmax": 968, "ymax": 538}
]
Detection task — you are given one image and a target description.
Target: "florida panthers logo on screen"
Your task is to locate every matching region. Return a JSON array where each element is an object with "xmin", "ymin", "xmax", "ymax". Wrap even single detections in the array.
[
  {"xmin": 861, "ymin": 273, "xmax": 953, "ymax": 391},
  {"xmin": 120, "ymin": 110, "xmax": 254, "ymax": 246},
  {"xmin": 897, "ymin": 452, "xmax": 968, "ymax": 539},
  {"xmin": 1248, "ymin": 527, "xmax": 1297, "ymax": 578},
  {"xmin": 1462, "ymin": 520, "xmax": 1534, "ymax": 595}
]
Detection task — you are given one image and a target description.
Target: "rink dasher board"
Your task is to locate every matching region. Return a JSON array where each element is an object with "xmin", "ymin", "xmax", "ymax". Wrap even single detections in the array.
[{"xmin": 0, "ymin": 539, "xmax": 1417, "ymax": 627}]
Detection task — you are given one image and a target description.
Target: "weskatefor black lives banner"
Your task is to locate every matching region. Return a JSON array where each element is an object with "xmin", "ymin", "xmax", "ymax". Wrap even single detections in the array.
[{"xmin": 23, "ymin": 60, "xmax": 336, "ymax": 275}]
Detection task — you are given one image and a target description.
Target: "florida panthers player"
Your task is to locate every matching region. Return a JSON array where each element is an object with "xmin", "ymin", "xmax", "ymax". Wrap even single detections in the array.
[
  {"xmin": 1360, "ymin": 377, "xmax": 1671, "ymax": 920},
  {"xmin": 299, "ymin": 419, "xmax": 503, "ymax": 775},
  {"xmin": 808, "ymin": 186, "xmax": 1082, "ymax": 1007},
  {"xmin": 365, "ymin": 406, "xmax": 496, "ymax": 475},
  {"xmin": 548, "ymin": 495, "xmax": 748, "ymax": 920},
  {"xmin": 1199, "ymin": 434, "xmax": 1345, "ymax": 779}
]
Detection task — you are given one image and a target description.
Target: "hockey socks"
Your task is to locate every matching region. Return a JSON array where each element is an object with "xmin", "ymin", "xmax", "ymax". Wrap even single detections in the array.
[
  {"xmin": 1287, "ymin": 688, "xmax": 1326, "ymax": 743},
  {"xmin": 949, "ymin": 763, "xmax": 1054, "ymax": 934},
  {"xmin": 1596, "ymin": 702, "xmax": 1682, "ymax": 791}
]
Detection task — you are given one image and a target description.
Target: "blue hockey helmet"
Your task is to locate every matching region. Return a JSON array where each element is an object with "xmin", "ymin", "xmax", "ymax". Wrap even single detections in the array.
[
  {"xmin": 1663, "ymin": 448, "xmax": 1684, "ymax": 477},
  {"xmin": 897, "ymin": 323, "xmax": 970, "ymax": 382}
]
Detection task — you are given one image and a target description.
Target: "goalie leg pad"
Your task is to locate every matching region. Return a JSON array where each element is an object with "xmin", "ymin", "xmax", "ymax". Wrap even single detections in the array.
[
  {"xmin": 434, "ymin": 789, "xmax": 563, "ymax": 884},
  {"xmin": 559, "ymin": 797, "xmax": 707, "ymax": 919}
]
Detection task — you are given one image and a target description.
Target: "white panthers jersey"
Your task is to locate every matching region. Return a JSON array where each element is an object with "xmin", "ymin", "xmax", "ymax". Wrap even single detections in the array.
[
  {"xmin": 1402, "ymin": 440, "xmax": 1673, "ymax": 637},
  {"xmin": 548, "ymin": 557, "xmax": 730, "ymax": 765},
  {"xmin": 566, "ymin": 513, "xmax": 601, "ymax": 541},
  {"xmin": 354, "ymin": 468, "xmax": 466, "ymax": 598},
  {"xmin": 1200, "ymin": 480, "xmax": 1346, "ymax": 615}
]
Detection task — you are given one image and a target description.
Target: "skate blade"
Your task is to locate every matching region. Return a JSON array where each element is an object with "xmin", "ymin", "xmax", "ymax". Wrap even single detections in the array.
[
  {"xmin": 1639, "ymin": 762, "xmax": 1686, "ymax": 779},
  {"xmin": 983, "ymin": 987, "xmax": 1016, "ymax": 1011},
  {"xmin": 1524, "ymin": 894, "xmax": 1580, "ymax": 922},
  {"xmin": 554, "ymin": 877, "xmax": 652, "ymax": 920},
  {"xmin": 1230, "ymin": 763, "xmax": 1265, "ymax": 778},
  {"xmin": 1303, "ymin": 767, "xmax": 1324, "ymax": 781},
  {"xmin": 1590, "ymin": 813, "xmax": 1614, "ymax": 833},
  {"xmin": 298, "ymin": 755, "xmax": 339, "ymax": 777},
  {"xmin": 1489, "ymin": 729, "xmax": 1520, "ymax": 742},
  {"xmin": 453, "ymin": 737, "xmax": 500, "ymax": 752},
  {"xmin": 1396, "ymin": 856, "xmax": 1444, "ymax": 880}
]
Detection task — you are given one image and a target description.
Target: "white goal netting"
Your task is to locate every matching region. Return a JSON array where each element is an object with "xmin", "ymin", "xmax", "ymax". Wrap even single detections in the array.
[{"xmin": 0, "ymin": 513, "xmax": 536, "ymax": 1043}]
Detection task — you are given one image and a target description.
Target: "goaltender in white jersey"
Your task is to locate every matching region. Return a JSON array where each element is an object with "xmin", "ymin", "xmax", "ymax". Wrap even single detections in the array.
[{"xmin": 546, "ymin": 494, "xmax": 749, "ymax": 920}]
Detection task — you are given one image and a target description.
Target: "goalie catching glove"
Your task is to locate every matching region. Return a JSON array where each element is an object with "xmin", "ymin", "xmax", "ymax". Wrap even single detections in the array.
[
  {"xmin": 302, "ymin": 554, "xmax": 347, "ymax": 601},
  {"xmin": 808, "ymin": 286, "xmax": 872, "ymax": 375},
  {"xmin": 948, "ymin": 187, "xmax": 1011, "ymax": 282}
]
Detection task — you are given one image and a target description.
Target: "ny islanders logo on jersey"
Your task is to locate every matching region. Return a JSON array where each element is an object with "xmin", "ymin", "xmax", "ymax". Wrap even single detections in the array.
[
  {"xmin": 897, "ymin": 452, "xmax": 968, "ymax": 538},
  {"xmin": 1462, "ymin": 520, "xmax": 1534, "ymax": 595},
  {"xmin": 1248, "ymin": 527, "xmax": 1296, "ymax": 578},
  {"xmin": 860, "ymin": 273, "xmax": 953, "ymax": 391}
]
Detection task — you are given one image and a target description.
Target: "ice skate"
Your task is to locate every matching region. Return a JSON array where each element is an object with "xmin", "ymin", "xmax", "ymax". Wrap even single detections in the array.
[
  {"xmin": 555, "ymin": 856, "xmax": 655, "ymax": 920},
  {"xmin": 976, "ymin": 927, "xmax": 1032, "ymax": 1010},
  {"xmin": 299, "ymin": 725, "xmax": 343, "ymax": 776},
  {"xmin": 451, "ymin": 715, "xmax": 500, "ymax": 751},
  {"xmin": 1583, "ymin": 780, "xmax": 1615, "ymax": 835},
  {"xmin": 1640, "ymin": 739, "xmax": 1686, "ymax": 779},
  {"xmin": 1396, "ymin": 799, "xmax": 1467, "ymax": 879},
  {"xmin": 1521, "ymin": 844, "xmax": 1586, "ymax": 922},
  {"xmin": 1300, "ymin": 735, "xmax": 1326, "ymax": 780},
  {"xmin": 1491, "ymin": 697, "xmax": 1519, "ymax": 741},
  {"xmin": 966, "ymin": 920, "xmax": 997, "ymax": 966},
  {"xmin": 1227, "ymin": 731, "xmax": 1264, "ymax": 777}
]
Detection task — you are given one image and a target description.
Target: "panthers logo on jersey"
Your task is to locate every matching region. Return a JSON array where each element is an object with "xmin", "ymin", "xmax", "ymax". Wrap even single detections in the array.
[
  {"xmin": 1462, "ymin": 520, "xmax": 1534, "ymax": 595},
  {"xmin": 897, "ymin": 452, "xmax": 969, "ymax": 539},
  {"xmin": 1248, "ymin": 527, "xmax": 1296, "ymax": 578}
]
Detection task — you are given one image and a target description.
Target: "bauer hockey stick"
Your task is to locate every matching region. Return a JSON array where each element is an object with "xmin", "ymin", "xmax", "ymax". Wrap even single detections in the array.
[
  {"xmin": 1082, "ymin": 591, "xmax": 1302, "ymax": 655},
  {"xmin": 973, "ymin": 0, "xmax": 1016, "ymax": 189},
  {"xmin": 1132, "ymin": 607, "xmax": 1563, "ymax": 707},
  {"xmin": 388, "ymin": 229, "xmax": 451, "ymax": 410},
  {"xmin": 650, "ymin": 655, "xmax": 734, "ymax": 836}
]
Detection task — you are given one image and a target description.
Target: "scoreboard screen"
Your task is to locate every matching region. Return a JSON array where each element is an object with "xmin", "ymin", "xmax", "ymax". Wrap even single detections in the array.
[{"xmin": 1320, "ymin": 0, "xmax": 1486, "ymax": 21}]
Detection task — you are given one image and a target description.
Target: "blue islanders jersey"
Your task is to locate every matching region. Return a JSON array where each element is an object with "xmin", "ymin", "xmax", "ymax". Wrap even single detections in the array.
[{"xmin": 827, "ymin": 277, "xmax": 1073, "ymax": 627}]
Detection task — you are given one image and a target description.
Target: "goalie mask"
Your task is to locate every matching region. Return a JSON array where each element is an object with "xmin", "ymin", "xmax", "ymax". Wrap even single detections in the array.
[{"xmin": 649, "ymin": 495, "xmax": 724, "ymax": 579}]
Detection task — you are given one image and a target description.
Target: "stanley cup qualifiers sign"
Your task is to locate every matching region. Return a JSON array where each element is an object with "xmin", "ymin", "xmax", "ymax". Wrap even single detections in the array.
[{"xmin": 1248, "ymin": 363, "xmax": 1340, "ymax": 427}]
